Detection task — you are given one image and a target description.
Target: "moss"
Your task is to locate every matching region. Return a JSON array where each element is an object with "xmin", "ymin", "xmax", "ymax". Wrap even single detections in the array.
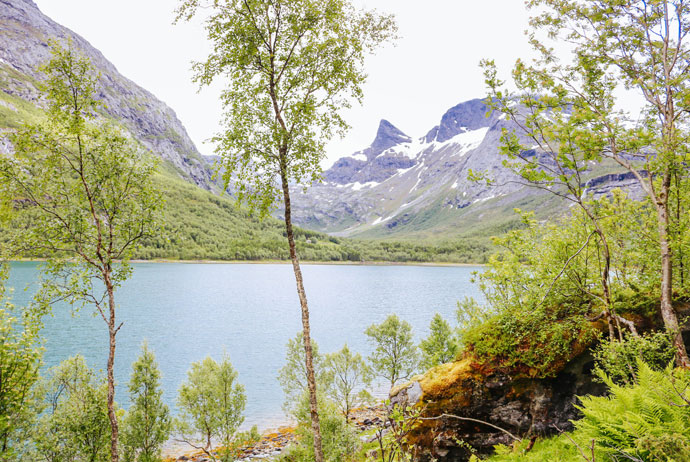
[{"xmin": 418, "ymin": 357, "xmax": 478, "ymax": 400}]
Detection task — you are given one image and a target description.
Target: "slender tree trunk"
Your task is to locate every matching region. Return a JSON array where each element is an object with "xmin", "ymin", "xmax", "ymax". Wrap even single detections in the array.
[
  {"xmin": 657, "ymin": 199, "xmax": 690, "ymax": 368},
  {"xmin": 597, "ymin": 230, "xmax": 618, "ymax": 340},
  {"xmin": 279, "ymin": 155, "xmax": 324, "ymax": 462},
  {"xmin": 105, "ymin": 277, "xmax": 120, "ymax": 462}
]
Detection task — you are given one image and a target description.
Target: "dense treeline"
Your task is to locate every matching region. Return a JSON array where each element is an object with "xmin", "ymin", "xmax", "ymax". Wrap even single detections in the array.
[{"xmin": 132, "ymin": 176, "xmax": 492, "ymax": 264}]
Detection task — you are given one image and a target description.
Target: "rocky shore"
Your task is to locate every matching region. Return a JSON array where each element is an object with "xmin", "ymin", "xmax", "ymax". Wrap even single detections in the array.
[{"xmin": 164, "ymin": 406, "xmax": 387, "ymax": 462}]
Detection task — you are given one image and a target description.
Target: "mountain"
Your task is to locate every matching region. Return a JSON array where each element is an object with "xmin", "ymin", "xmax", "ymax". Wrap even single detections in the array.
[
  {"xmin": 0, "ymin": 0, "xmax": 634, "ymax": 255},
  {"xmin": 291, "ymin": 99, "xmax": 529, "ymax": 237},
  {"xmin": 0, "ymin": 0, "xmax": 212, "ymax": 188},
  {"xmin": 0, "ymin": 0, "xmax": 497, "ymax": 263},
  {"xmin": 291, "ymin": 99, "xmax": 633, "ymax": 240}
]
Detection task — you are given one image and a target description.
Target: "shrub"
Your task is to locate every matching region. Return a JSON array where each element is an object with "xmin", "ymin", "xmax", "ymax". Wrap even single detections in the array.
[
  {"xmin": 278, "ymin": 393, "xmax": 359, "ymax": 462},
  {"xmin": 593, "ymin": 331, "xmax": 676, "ymax": 385},
  {"xmin": 419, "ymin": 313, "xmax": 458, "ymax": 369},
  {"xmin": 121, "ymin": 343, "xmax": 171, "ymax": 462},
  {"xmin": 365, "ymin": 315, "xmax": 419, "ymax": 388},
  {"xmin": 175, "ymin": 355, "xmax": 246, "ymax": 462},
  {"xmin": 31, "ymin": 356, "xmax": 111, "ymax": 462}
]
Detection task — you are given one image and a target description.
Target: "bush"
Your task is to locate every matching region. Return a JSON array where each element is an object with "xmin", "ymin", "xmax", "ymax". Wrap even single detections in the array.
[
  {"xmin": 419, "ymin": 313, "xmax": 458, "ymax": 369},
  {"xmin": 278, "ymin": 393, "xmax": 359, "ymax": 462},
  {"xmin": 365, "ymin": 315, "xmax": 419, "ymax": 388},
  {"xmin": 31, "ymin": 356, "xmax": 111, "ymax": 462},
  {"xmin": 593, "ymin": 331, "xmax": 676, "ymax": 385},
  {"xmin": 121, "ymin": 343, "xmax": 171, "ymax": 462},
  {"xmin": 175, "ymin": 355, "xmax": 246, "ymax": 461}
]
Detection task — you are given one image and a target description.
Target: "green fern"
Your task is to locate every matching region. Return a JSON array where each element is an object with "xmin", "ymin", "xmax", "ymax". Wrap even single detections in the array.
[{"xmin": 575, "ymin": 362, "xmax": 690, "ymax": 461}]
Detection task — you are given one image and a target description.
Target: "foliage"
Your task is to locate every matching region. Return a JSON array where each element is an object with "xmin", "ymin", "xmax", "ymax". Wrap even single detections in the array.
[
  {"xmin": 1, "ymin": 43, "xmax": 161, "ymax": 276},
  {"xmin": 459, "ymin": 217, "xmax": 593, "ymax": 376},
  {"xmin": 31, "ymin": 355, "xmax": 111, "ymax": 462},
  {"xmin": 0, "ymin": 43, "xmax": 163, "ymax": 461},
  {"xmin": 485, "ymin": 435, "xmax": 591, "ymax": 462},
  {"xmin": 419, "ymin": 313, "xmax": 458, "ymax": 370},
  {"xmin": 174, "ymin": 3, "xmax": 396, "ymax": 458},
  {"xmin": 593, "ymin": 332, "xmax": 676, "ymax": 386},
  {"xmin": 484, "ymin": 0, "xmax": 690, "ymax": 365},
  {"xmin": 232, "ymin": 425, "xmax": 261, "ymax": 450},
  {"xmin": 175, "ymin": 0, "xmax": 396, "ymax": 216},
  {"xmin": 278, "ymin": 333, "xmax": 331, "ymax": 417},
  {"xmin": 365, "ymin": 315, "xmax": 419, "ymax": 388},
  {"xmin": 0, "ymin": 171, "xmax": 491, "ymax": 264},
  {"xmin": 372, "ymin": 402, "xmax": 424, "ymax": 462},
  {"xmin": 575, "ymin": 362, "xmax": 690, "ymax": 461},
  {"xmin": 323, "ymin": 344, "xmax": 373, "ymax": 419},
  {"xmin": 121, "ymin": 343, "xmax": 172, "ymax": 462},
  {"xmin": 175, "ymin": 355, "xmax": 246, "ymax": 461},
  {"xmin": 0, "ymin": 264, "xmax": 44, "ymax": 461},
  {"xmin": 278, "ymin": 393, "xmax": 359, "ymax": 462}
]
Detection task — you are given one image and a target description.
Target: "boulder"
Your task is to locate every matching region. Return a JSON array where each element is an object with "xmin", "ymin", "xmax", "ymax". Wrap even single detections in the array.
[{"xmin": 390, "ymin": 352, "xmax": 606, "ymax": 461}]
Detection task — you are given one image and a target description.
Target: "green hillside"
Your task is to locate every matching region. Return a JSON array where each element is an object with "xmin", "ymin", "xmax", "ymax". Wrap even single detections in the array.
[
  {"xmin": 0, "ymin": 92, "xmax": 491, "ymax": 263},
  {"xmin": 137, "ymin": 173, "xmax": 492, "ymax": 263}
]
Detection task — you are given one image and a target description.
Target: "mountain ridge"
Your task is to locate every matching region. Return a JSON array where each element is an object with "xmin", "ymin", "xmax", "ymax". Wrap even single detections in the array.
[{"xmin": 0, "ymin": 0, "xmax": 213, "ymax": 188}]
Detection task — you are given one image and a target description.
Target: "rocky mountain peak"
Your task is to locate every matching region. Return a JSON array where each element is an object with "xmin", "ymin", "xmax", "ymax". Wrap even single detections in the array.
[
  {"xmin": 369, "ymin": 119, "xmax": 411, "ymax": 159},
  {"xmin": 424, "ymin": 98, "xmax": 494, "ymax": 143}
]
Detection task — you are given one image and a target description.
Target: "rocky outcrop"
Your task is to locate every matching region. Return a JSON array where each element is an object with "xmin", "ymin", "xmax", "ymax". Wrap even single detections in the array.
[
  {"xmin": 0, "ymin": 0, "xmax": 214, "ymax": 188},
  {"xmin": 391, "ymin": 353, "xmax": 606, "ymax": 461},
  {"xmin": 388, "ymin": 309, "xmax": 690, "ymax": 462},
  {"xmin": 324, "ymin": 119, "xmax": 414, "ymax": 185}
]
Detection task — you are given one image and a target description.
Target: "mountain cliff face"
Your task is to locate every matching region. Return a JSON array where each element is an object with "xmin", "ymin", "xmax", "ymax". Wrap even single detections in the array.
[
  {"xmin": 0, "ymin": 0, "xmax": 213, "ymax": 188},
  {"xmin": 1, "ymin": 1, "xmax": 633, "ymax": 243}
]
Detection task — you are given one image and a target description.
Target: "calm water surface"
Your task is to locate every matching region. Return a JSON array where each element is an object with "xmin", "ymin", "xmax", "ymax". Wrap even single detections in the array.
[{"xmin": 8, "ymin": 262, "xmax": 484, "ymax": 429}]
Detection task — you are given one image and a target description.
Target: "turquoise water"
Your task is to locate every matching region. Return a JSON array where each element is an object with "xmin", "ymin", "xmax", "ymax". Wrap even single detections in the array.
[{"xmin": 7, "ymin": 261, "xmax": 484, "ymax": 429}]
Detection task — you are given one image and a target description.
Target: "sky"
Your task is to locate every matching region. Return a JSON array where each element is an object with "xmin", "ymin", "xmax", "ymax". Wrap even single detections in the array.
[{"xmin": 34, "ymin": 1, "xmax": 535, "ymax": 167}]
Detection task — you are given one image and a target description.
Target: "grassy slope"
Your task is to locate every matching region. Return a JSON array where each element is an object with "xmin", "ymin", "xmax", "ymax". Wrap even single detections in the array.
[{"xmin": 140, "ymin": 172, "xmax": 492, "ymax": 263}]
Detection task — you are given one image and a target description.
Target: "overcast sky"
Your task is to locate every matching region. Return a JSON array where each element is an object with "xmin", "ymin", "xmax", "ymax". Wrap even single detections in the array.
[{"xmin": 34, "ymin": 1, "xmax": 534, "ymax": 167}]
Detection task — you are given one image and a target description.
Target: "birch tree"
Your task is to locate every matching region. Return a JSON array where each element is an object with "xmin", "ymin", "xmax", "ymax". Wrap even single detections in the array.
[
  {"xmin": 175, "ymin": 1, "xmax": 396, "ymax": 459},
  {"xmin": 0, "ymin": 44, "xmax": 162, "ymax": 461},
  {"xmin": 483, "ymin": 0, "xmax": 690, "ymax": 366}
]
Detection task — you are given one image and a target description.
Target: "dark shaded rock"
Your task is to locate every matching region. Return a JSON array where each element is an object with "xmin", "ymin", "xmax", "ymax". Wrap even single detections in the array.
[
  {"xmin": 323, "ymin": 119, "xmax": 413, "ymax": 185},
  {"xmin": 390, "ymin": 352, "xmax": 607, "ymax": 462},
  {"xmin": 370, "ymin": 119, "xmax": 412, "ymax": 158}
]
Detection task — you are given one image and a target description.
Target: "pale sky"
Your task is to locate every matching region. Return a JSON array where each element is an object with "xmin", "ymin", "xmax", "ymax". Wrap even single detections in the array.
[{"xmin": 34, "ymin": 1, "xmax": 534, "ymax": 167}]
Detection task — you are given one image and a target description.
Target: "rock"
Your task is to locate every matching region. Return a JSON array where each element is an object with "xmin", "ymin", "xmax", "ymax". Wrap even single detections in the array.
[{"xmin": 390, "ymin": 352, "xmax": 606, "ymax": 462}]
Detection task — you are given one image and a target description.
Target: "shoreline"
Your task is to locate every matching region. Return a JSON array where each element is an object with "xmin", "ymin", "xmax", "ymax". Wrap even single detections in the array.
[
  {"xmin": 13, "ymin": 258, "xmax": 485, "ymax": 268},
  {"xmin": 162, "ymin": 406, "xmax": 386, "ymax": 461}
]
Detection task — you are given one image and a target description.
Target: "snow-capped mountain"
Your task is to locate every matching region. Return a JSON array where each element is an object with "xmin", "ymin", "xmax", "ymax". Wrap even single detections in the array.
[
  {"xmin": 291, "ymin": 98, "xmax": 635, "ymax": 239},
  {"xmin": 291, "ymin": 99, "xmax": 538, "ymax": 237}
]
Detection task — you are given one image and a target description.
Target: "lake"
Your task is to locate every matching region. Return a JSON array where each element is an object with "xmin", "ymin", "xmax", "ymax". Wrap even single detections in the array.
[{"xmin": 7, "ymin": 261, "xmax": 484, "ymax": 430}]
